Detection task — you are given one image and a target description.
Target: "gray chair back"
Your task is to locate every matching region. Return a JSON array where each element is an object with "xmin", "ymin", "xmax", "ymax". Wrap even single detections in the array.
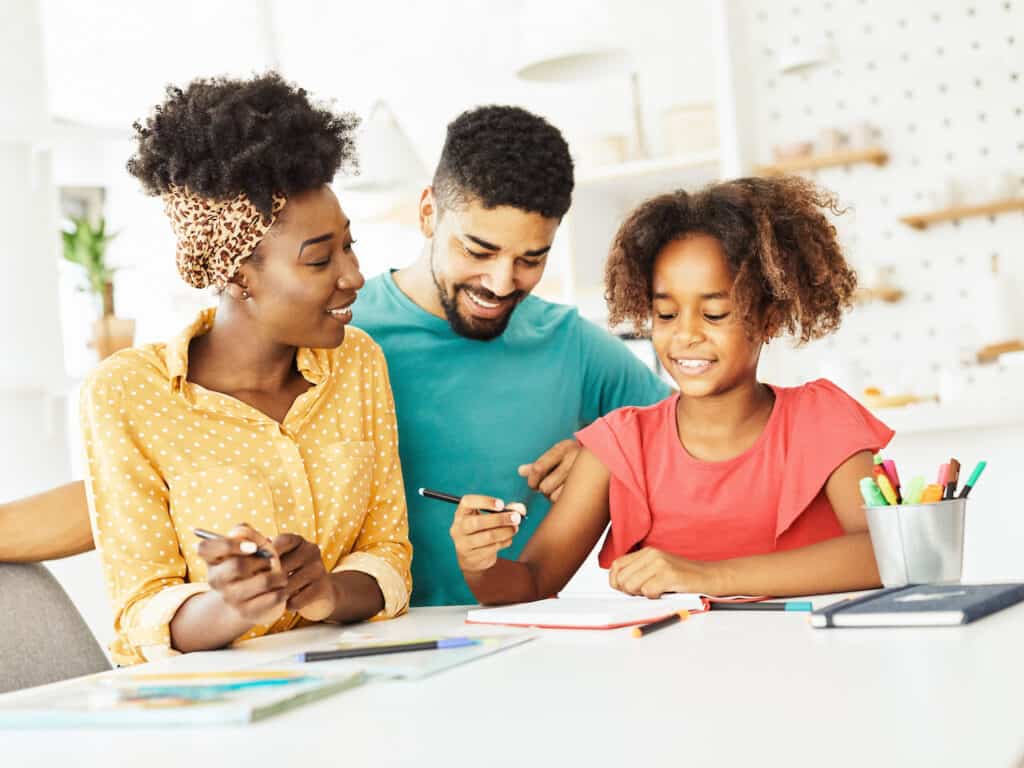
[{"xmin": 0, "ymin": 563, "xmax": 110, "ymax": 694}]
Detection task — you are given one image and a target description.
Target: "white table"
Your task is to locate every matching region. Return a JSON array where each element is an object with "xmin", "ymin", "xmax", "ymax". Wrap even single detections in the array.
[{"xmin": 5, "ymin": 596, "xmax": 1024, "ymax": 768}]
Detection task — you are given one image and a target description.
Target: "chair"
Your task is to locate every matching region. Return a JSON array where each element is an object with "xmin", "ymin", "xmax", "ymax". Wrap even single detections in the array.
[{"xmin": 0, "ymin": 563, "xmax": 110, "ymax": 694}]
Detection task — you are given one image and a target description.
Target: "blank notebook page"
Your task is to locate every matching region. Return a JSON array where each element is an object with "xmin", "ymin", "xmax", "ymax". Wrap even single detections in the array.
[{"xmin": 465, "ymin": 593, "xmax": 706, "ymax": 629}]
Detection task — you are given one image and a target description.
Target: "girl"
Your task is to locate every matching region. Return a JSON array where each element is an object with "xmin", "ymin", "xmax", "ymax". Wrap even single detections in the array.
[
  {"xmin": 81, "ymin": 73, "xmax": 411, "ymax": 664},
  {"xmin": 449, "ymin": 176, "xmax": 890, "ymax": 602}
]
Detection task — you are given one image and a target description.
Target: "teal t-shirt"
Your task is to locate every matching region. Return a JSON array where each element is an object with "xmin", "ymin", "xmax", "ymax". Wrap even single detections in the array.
[{"xmin": 351, "ymin": 271, "xmax": 672, "ymax": 606}]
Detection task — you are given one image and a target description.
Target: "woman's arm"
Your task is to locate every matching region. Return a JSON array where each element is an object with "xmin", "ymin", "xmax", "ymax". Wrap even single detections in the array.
[
  {"xmin": 455, "ymin": 447, "xmax": 613, "ymax": 605},
  {"xmin": 323, "ymin": 344, "xmax": 412, "ymax": 620},
  {"xmin": 171, "ymin": 528, "xmax": 288, "ymax": 653},
  {"xmin": 0, "ymin": 481, "xmax": 93, "ymax": 562},
  {"xmin": 610, "ymin": 450, "xmax": 881, "ymax": 598}
]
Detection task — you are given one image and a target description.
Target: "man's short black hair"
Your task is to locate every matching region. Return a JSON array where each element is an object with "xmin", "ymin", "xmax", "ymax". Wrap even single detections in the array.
[
  {"xmin": 432, "ymin": 105, "xmax": 574, "ymax": 220},
  {"xmin": 127, "ymin": 72, "xmax": 359, "ymax": 217}
]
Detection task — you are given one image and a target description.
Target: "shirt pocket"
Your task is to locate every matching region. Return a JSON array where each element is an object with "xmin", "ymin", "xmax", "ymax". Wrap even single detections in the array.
[
  {"xmin": 307, "ymin": 440, "xmax": 376, "ymax": 550},
  {"xmin": 167, "ymin": 464, "xmax": 277, "ymax": 581}
]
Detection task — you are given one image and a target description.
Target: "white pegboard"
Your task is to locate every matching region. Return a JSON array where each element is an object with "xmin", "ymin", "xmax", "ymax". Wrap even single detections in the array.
[{"xmin": 736, "ymin": 0, "xmax": 1024, "ymax": 397}]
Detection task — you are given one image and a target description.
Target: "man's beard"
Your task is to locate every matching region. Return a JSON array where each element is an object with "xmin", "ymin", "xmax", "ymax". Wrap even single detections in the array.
[{"xmin": 430, "ymin": 247, "xmax": 523, "ymax": 341}]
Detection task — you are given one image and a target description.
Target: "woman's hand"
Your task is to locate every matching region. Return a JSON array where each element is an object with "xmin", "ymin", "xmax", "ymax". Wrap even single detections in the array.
[
  {"xmin": 197, "ymin": 523, "xmax": 287, "ymax": 626},
  {"xmin": 609, "ymin": 547, "xmax": 725, "ymax": 598},
  {"xmin": 449, "ymin": 495, "xmax": 525, "ymax": 573},
  {"xmin": 272, "ymin": 533, "xmax": 337, "ymax": 622}
]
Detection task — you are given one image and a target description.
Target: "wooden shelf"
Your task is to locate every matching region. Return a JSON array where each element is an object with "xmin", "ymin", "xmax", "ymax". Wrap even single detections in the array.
[
  {"xmin": 754, "ymin": 147, "xmax": 888, "ymax": 176},
  {"xmin": 899, "ymin": 198, "xmax": 1024, "ymax": 230},
  {"xmin": 577, "ymin": 150, "xmax": 719, "ymax": 186},
  {"xmin": 853, "ymin": 285, "xmax": 904, "ymax": 304}
]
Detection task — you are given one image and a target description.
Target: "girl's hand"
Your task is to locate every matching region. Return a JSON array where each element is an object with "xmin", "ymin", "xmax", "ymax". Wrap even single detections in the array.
[
  {"xmin": 609, "ymin": 547, "xmax": 724, "ymax": 598},
  {"xmin": 272, "ymin": 533, "xmax": 336, "ymax": 622},
  {"xmin": 198, "ymin": 523, "xmax": 287, "ymax": 625},
  {"xmin": 449, "ymin": 495, "xmax": 525, "ymax": 573}
]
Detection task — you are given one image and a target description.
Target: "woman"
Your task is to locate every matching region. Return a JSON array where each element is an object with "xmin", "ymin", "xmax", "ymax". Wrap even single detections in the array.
[{"xmin": 81, "ymin": 73, "xmax": 411, "ymax": 665}]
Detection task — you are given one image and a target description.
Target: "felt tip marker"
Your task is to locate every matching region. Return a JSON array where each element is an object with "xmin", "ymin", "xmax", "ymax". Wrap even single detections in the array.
[
  {"xmin": 881, "ymin": 459, "xmax": 902, "ymax": 503},
  {"xmin": 958, "ymin": 461, "xmax": 987, "ymax": 499},
  {"xmin": 872, "ymin": 466, "xmax": 899, "ymax": 506},
  {"xmin": 944, "ymin": 458, "xmax": 961, "ymax": 500},
  {"xmin": 859, "ymin": 477, "xmax": 888, "ymax": 507}
]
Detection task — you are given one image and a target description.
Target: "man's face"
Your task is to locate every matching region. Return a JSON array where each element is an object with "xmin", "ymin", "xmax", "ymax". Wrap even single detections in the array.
[{"xmin": 420, "ymin": 190, "xmax": 560, "ymax": 340}]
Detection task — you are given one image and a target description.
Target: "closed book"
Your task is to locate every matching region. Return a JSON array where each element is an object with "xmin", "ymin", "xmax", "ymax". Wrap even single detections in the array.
[{"xmin": 811, "ymin": 583, "xmax": 1024, "ymax": 628}]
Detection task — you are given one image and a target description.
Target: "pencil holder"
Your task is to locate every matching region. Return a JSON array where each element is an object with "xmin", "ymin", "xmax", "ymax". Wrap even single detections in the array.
[{"xmin": 864, "ymin": 499, "xmax": 966, "ymax": 588}]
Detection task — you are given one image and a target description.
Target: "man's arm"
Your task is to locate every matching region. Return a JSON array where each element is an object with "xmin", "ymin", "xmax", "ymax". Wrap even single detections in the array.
[{"xmin": 0, "ymin": 481, "xmax": 94, "ymax": 562}]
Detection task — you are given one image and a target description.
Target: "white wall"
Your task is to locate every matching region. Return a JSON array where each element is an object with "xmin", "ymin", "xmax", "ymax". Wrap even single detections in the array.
[
  {"xmin": 730, "ymin": 0, "xmax": 1024, "ymax": 579},
  {"xmin": 10, "ymin": 0, "xmax": 1019, "ymax": 650}
]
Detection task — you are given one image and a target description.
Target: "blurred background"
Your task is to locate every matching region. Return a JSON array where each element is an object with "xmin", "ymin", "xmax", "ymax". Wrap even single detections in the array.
[{"xmin": 3, "ymin": 0, "xmax": 1023, "ymax": 647}]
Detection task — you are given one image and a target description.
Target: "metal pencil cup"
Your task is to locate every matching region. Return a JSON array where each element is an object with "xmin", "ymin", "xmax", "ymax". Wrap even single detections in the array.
[{"xmin": 864, "ymin": 498, "xmax": 966, "ymax": 587}]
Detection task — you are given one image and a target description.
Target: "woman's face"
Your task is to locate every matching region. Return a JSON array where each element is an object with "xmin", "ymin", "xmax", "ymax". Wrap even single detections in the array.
[
  {"xmin": 235, "ymin": 185, "xmax": 364, "ymax": 349},
  {"xmin": 649, "ymin": 234, "xmax": 763, "ymax": 398}
]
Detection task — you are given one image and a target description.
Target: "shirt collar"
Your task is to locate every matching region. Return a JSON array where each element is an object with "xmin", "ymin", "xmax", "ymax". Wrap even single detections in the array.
[
  {"xmin": 166, "ymin": 307, "xmax": 329, "ymax": 391},
  {"xmin": 166, "ymin": 308, "xmax": 216, "ymax": 391}
]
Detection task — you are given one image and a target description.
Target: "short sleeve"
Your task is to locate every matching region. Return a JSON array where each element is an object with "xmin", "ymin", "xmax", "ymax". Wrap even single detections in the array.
[
  {"xmin": 775, "ymin": 379, "xmax": 894, "ymax": 539},
  {"xmin": 577, "ymin": 317, "xmax": 673, "ymax": 425},
  {"xmin": 576, "ymin": 402, "xmax": 671, "ymax": 568}
]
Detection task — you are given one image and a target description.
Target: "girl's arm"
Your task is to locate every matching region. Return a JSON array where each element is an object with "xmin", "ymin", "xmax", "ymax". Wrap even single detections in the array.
[
  {"xmin": 454, "ymin": 447, "xmax": 613, "ymax": 605},
  {"xmin": 611, "ymin": 450, "xmax": 881, "ymax": 597},
  {"xmin": 712, "ymin": 449, "xmax": 881, "ymax": 596}
]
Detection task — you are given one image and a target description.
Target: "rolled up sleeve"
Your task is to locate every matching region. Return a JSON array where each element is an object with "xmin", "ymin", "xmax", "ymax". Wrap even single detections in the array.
[
  {"xmin": 80, "ymin": 365, "xmax": 196, "ymax": 665},
  {"xmin": 333, "ymin": 346, "xmax": 412, "ymax": 618}
]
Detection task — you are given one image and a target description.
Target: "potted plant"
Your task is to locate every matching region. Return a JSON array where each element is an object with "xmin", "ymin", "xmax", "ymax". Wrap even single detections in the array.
[{"xmin": 61, "ymin": 216, "xmax": 134, "ymax": 360}]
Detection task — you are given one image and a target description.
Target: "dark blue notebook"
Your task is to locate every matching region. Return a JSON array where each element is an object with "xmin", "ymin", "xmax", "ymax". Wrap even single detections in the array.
[{"xmin": 811, "ymin": 583, "xmax": 1024, "ymax": 628}]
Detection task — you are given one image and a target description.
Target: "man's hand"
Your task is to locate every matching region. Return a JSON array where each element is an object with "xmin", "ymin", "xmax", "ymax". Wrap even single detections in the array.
[
  {"xmin": 272, "ymin": 533, "xmax": 336, "ymax": 622},
  {"xmin": 518, "ymin": 439, "xmax": 580, "ymax": 502}
]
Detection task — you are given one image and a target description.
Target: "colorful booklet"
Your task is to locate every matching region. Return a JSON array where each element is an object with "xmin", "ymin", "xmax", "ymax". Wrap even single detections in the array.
[
  {"xmin": 811, "ymin": 583, "xmax": 1024, "ymax": 628},
  {"xmin": 0, "ymin": 669, "xmax": 364, "ymax": 728}
]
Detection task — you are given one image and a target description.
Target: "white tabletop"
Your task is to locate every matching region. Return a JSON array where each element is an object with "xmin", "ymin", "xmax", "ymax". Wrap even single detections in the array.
[{"xmin": 5, "ymin": 595, "xmax": 1024, "ymax": 768}]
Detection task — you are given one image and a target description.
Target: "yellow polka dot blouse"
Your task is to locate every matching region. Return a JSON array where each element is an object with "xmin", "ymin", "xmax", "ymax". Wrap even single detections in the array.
[{"xmin": 80, "ymin": 309, "xmax": 412, "ymax": 666}]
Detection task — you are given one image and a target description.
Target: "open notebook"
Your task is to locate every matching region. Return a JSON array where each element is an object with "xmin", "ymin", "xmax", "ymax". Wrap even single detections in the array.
[{"xmin": 466, "ymin": 593, "xmax": 713, "ymax": 630}]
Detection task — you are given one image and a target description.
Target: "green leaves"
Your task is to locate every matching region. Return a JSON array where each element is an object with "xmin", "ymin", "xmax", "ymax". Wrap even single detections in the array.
[{"xmin": 61, "ymin": 217, "xmax": 118, "ymax": 296}]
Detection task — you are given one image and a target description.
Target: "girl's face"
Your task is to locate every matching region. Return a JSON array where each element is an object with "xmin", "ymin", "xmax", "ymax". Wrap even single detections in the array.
[
  {"xmin": 236, "ymin": 185, "xmax": 365, "ymax": 350},
  {"xmin": 650, "ymin": 234, "xmax": 763, "ymax": 398}
]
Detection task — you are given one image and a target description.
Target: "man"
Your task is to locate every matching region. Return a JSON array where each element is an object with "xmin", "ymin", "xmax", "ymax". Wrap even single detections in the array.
[
  {"xmin": 350, "ymin": 105, "xmax": 669, "ymax": 605},
  {"xmin": 1, "ymin": 105, "xmax": 671, "ymax": 606}
]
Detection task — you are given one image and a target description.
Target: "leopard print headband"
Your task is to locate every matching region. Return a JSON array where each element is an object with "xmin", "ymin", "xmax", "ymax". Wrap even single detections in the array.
[{"xmin": 163, "ymin": 185, "xmax": 287, "ymax": 289}]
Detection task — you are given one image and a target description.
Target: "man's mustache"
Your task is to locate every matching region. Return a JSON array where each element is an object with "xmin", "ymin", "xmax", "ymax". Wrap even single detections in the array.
[{"xmin": 457, "ymin": 285, "xmax": 523, "ymax": 303}]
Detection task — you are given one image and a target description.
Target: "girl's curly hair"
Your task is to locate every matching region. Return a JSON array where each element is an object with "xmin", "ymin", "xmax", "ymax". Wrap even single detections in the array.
[
  {"xmin": 605, "ymin": 176, "xmax": 857, "ymax": 344},
  {"xmin": 127, "ymin": 72, "xmax": 359, "ymax": 217}
]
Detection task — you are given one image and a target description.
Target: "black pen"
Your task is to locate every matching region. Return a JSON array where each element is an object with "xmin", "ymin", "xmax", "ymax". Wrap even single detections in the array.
[
  {"xmin": 711, "ymin": 601, "xmax": 813, "ymax": 612},
  {"xmin": 296, "ymin": 637, "xmax": 479, "ymax": 663},
  {"xmin": 193, "ymin": 528, "xmax": 273, "ymax": 559},
  {"xmin": 417, "ymin": 488, "xmax": 527, "ymax": 517}
]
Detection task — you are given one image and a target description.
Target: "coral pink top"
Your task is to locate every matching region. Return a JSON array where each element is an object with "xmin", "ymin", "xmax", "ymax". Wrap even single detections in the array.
[{"xmin": 575, "ymin": 379, "xmax": 894, "ymax": 568}]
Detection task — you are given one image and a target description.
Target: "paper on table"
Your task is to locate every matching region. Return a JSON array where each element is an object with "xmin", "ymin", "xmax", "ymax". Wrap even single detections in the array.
[
  {"xmin": 465, "ymin": 593, "xmax": 708, "ymax": 629},
  {"xmin": 259, "ymin": 632, "xmax": 535, "ymax": 681}
]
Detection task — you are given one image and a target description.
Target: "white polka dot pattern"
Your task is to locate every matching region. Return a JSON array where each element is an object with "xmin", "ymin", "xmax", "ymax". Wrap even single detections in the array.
[{"xmin": 80, "ymin": 309, "xmax": 412, "ymax": 665}]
